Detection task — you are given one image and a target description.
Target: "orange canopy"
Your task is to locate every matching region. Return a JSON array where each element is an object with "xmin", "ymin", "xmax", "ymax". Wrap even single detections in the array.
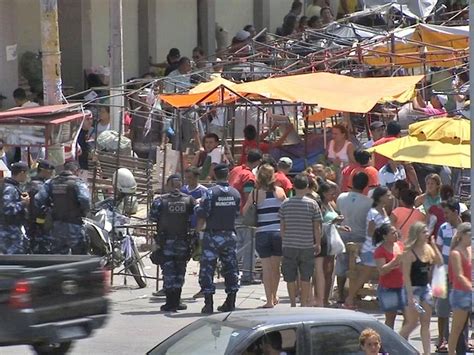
[{"xmin": 160, "ymin": 72, "xmax": 422, "ymax": 113}]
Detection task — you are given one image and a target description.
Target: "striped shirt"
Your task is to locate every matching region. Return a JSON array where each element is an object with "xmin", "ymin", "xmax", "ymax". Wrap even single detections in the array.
[
  {"xmin": 256, "ymin": 191, "xmax": 282, "ymax": 233},
  {"xmin": 278, "ymin": 196, "xmax": 322, "ymax": 249},
  {"xmin": 437, "ymin": 222, "xmax": 457, "ymax": 265}
]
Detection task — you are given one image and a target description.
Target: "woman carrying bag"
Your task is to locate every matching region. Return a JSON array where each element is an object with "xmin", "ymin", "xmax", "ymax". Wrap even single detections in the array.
[{"xmin": 243, "ymin": 164, "xmax": 286, "ymax": 308}]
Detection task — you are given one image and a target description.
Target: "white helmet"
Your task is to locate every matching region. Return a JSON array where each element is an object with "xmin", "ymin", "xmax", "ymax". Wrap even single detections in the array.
[{"xmin": 113, "ymin": 168, "xmax": 137, "ymax": 194}]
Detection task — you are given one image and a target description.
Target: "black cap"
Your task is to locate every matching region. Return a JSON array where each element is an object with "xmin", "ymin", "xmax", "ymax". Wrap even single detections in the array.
[
  {"xmin": 37, "ymin": 159, "xmax": 55, "ymax": 170},
  {"xmin": 0, "ymin": 93, "xmax": 6, "ymax": 100},
  {"xmin": 386, "ymin": 121, "xmax": 401, "ymax": 136},
  {"xmin": 370, "ymin": 121, "xmax": 385, "ymax": 131},
  {"xmin": 10, "ymin": 161, "xmax": 28, "ymax": 173},
  {"xmin": 166, "ymin": 173, "xmax": 182, "ymax": 183},
  {"xmin": 213, "ymin": 163, "xmax": 229, "ymax": 174}
]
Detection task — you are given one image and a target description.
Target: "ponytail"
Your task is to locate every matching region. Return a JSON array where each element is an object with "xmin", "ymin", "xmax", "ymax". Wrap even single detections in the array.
[{"xmin": 373, "ymin": 223, "xmax": 392, "ymax": 246}]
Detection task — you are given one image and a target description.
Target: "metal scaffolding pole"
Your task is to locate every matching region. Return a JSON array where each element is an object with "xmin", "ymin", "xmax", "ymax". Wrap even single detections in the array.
[
  {"xmin": 469, "ymin": 2, "xmax": 473, "ymax": 229},
  {"xmin": 40, "ymin": 0, "xmax": 62, "ymax": 105},
  {"xmin": 109, "ymin": 0, "xmax": 124, "ymax": 132}
]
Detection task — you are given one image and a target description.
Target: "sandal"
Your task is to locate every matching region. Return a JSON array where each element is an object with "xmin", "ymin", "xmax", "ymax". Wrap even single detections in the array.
[{"xmin": 436, "ymin": 339, "xmax": 448, "ymax": 353}]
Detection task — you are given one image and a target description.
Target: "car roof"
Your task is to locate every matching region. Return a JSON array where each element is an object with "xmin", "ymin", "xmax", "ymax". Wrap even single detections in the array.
[{"xmin": 208, "ymin": 308, "xmax": 377, "ymax": 328}]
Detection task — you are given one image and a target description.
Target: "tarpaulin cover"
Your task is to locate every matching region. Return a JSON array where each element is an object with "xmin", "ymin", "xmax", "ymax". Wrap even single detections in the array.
[
  {"xmin": 363, "ymin": 0, "xmax": 437, "ymax": 19},
  {"xmin": 160, "ymin": 73, "xmax": 422, "ymax": 113},
  {"xmin": 363, "ymin": 24, "xmax": 469, "ymax": 68}
]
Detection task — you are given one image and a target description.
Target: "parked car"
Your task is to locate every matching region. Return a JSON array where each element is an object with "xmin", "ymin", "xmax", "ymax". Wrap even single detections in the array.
[
  {"xmin": 0, "ymin": 255, "xmax": 109, "ymax": 354},
  {"xmin": 147, "ymin": 308, "xmax": 418, "ymax": 355}
]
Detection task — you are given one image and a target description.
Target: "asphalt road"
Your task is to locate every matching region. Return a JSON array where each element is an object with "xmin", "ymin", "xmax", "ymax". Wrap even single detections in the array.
[{"xmin": 5, "ymin": 260, "xmax": 435, "ymax": 355}]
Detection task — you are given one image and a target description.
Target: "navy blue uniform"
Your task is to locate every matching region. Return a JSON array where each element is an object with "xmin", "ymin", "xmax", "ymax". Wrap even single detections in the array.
[
  {"xmin": 0, "ymin": 178, "xmax": 27, "ymax": 254},
  {"xmin": 34, "ymin": 171, "xmax": 91, "ymax": 254},
  {"xmin": 196, "ymin": 182, "xmax": 241, "ymax": 295},
  {"xmin": 149, "ymin": 190, "xmax": 195, "ymax": 290}
]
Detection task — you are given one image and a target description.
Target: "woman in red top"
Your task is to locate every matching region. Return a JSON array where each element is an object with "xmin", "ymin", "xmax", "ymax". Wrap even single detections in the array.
[
  {"xmin": 447, "ymin": 222, "xmax": 472, "ymax": 355},
  {"xmin": 373, "ymin": 223, "xmax": 405, "ymax": 329}
]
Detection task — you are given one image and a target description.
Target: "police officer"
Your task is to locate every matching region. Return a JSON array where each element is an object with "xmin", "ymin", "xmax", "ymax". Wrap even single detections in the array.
[
  {"xmin": 34, "ymin": 161, "xmax": 91, "ymax": 254},
  {"xmin": 25, "ymin": 159, "xmax": 55, "ymax": 253},
  {"xmin": 0, "ymin": 162, "xmax": 30, "ymax": 254},
  {"xmin": 149, "ymin": 174, "xmax": 196, "ymax": 312},
  {"xmin": 196, "ymin": 164, "xmax": 241, "ymax": 314}
]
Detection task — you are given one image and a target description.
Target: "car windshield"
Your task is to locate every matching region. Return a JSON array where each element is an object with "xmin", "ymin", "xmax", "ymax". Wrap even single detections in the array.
[{"xmin": 148, "ymin": 320, "xmax": 249, "ymax": 355}]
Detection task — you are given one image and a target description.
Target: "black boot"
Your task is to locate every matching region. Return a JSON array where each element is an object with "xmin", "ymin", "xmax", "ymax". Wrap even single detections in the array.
[
  {"xmin": 176, "ymin": 288, "xmax": 187, "ymax": 311},
  {"xmin": 217, "ymin": 292, "xmax": 236, "ymax": 312},
  {"xmin": 201, "ymin": 294, "xmax": 213, "ymax": 314},
  {"xmin": 160, "ymin": 289, "xmax": 177, "ymax": 312}
]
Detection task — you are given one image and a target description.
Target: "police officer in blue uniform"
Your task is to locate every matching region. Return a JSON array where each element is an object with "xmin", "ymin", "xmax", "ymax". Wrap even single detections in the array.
[
  {"xmin": 196, "ymin": 164, "xmax": 241, "ymax": 314},
  {"xmin": 26, "ymin": 159, "xmax": 55, "ymax": 253},
  {"xmin": 0, "ymin": 162, "xmax": 29, "ymax": 254},
  {"xmin": 149, "ymin": 174, "xmax": 196, "ymax": 312},
  {"xmin": 34, "ymin": 161, "xmax": 91, "ymax": 254}
]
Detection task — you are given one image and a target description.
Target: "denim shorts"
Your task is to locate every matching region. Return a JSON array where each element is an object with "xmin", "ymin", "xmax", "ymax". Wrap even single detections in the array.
[
  {"xmin": 255, "ymin": 231, "xmax": 282, "ymax": 258},
  {"xmin": 360, "ymin": 251, "xmax": 376, "ymax": 267},
  {"xmin": 377, "ymin": 286, "xmax": 407, "ymax": 312},
  {"xmin": 412, "ymin": 285, "xmax": 433, "ymax": 307},
  {"xmin": 449, "ymin": 289, "xmax": 472, "ymax": 312}
]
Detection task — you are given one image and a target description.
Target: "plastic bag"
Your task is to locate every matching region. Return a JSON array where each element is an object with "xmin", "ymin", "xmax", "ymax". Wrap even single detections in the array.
[
  {"xmin": 325, "ymin": 223, "xmax": 346, "ymax": 255},
  {"xmin": 431, "ymin": 264, "xmax": 447, "ymax": 299}
]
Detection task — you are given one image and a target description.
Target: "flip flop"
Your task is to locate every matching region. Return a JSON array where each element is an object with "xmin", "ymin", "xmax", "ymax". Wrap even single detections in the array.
[{"xmin": 258, "ymin": 304, "xmax": 274, "ymax": 309}]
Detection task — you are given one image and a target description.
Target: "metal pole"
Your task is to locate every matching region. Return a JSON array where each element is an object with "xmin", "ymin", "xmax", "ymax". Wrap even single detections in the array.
[
  {"xmin": 109, "ymin": 0, "xmax": 124, "ymax": 132},
  {"xmin": 40, "ymin": 0, "xmax": 62, "ymax": 105},
  {"xmin": 469, "ymin": 2, "xmax": 473, "ymax": 230}
]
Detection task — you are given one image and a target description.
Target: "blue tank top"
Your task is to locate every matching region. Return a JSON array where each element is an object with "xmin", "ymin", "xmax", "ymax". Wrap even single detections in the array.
[{"xmin": 256, "ymin": 191, "xmax": 282, "ymax": 233}]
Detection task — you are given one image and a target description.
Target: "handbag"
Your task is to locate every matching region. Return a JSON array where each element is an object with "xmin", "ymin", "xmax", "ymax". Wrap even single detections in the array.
[{"xmin": 242, "ymin": 190, "xmax": 258, "ymax": 227}]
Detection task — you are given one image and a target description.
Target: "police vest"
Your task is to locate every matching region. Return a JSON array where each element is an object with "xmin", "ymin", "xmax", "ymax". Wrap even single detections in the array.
[
  {"xmin": 157, "ymin": 192, "xmax": 193, "ymax": 236},
  {"xmin": 0, "ymin": 179, "xmax": 25, "ymax": 225},
  {"xmin": 51, "ymin": 174, "xmax": 84, "ymax": 224},
  {"xmin": 205, "ymin": 185, "xmax": 240, "ymax": 231}
]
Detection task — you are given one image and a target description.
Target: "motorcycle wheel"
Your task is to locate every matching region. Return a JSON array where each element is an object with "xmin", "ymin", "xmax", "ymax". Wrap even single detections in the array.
[{"xmin": 128, "ymin": 241, "xmax": 147, "ymax": 288}]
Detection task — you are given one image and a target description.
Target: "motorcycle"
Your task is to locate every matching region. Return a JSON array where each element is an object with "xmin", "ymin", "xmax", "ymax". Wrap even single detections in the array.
[{"xmin": 85, "ymin": 199, "xmax": 148, "ymax": 288}]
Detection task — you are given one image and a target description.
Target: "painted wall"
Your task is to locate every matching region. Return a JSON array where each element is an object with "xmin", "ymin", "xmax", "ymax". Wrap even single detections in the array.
[
  {"xmin": 15, "ymin": 0, "xmax": 41, "ymax": 56},
  {"xmin": 0, "ymin": 0, "xmax": 19, "ymax": 107},
  {"xmin": 215, "ymin": 0, "xmax": 253, "ymax": 41},
  {"xmin": 269, "ymin": 0, "xmax": 291, "ymax": 33},
  {"xmin": 123, "ymin": 0, "xmax": 139, "ymax": 79},
  {"xmin": 153, "ymin": 0, "xmax": 198, "ymax": 62}
]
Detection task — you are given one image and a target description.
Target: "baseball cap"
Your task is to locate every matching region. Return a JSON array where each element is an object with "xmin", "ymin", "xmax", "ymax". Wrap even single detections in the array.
[
  {"xmin": 10, "ymin": 161, "xmax": 28, "ymax": 173},
  {"xmin": 235, "ymin": 30, "xmax": 251, "ymax": 41},
  {"xmin": 213, "ymin": 163, "xmax": 229, "ymax": 174},
  {"xmin": 386, "ymin": 121, "xmax": 401, "ymax": 136},
  {"xmin": 436, "ymin": 94, "xmax": 448, "ymax": 107},
  {"xmin": 369, "ymin": 121, "xmax": 385, "ymax": 131},
  {"xmin": 37, "ymin": 159, "xmax": 55, "ymax": 170},
  {"xmin": 278, "ymin": 157, "xmax": 293, "ymax": 169},
  {"xmin": 166, "ymin": 173, "xmax": 182, "ymax": 183}
]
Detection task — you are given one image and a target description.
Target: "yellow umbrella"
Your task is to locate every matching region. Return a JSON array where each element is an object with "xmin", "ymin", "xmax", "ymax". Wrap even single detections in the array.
[
  {"xmin": 408, "ymin": 116, "xmax": 470, "ymax": 143},
  {"xmin": 367, "ymin": 135, "xmax": 470, "ymax": 169}
]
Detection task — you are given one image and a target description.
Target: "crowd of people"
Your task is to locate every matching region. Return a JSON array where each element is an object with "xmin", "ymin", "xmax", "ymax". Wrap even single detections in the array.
[{"xmin": 143, "ymin": 110, "xmax": 471, "ymax": 354}]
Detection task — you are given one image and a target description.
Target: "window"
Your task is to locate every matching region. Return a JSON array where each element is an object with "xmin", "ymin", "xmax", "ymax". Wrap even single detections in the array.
[
  {"xmin": 310, "ymin": 325, "xmax": 362, "ymax": 355},
  {"xmin": 243, "ymin": 328, "xmax": 297, "ymax": 355}
]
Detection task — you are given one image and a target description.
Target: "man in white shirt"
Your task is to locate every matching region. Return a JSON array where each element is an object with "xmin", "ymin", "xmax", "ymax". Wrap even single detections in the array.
[
  {"xmin": 13, "ymin": 88, "xmax": 40, "ymax": 108},
  {"xmin": 335, "ymin": 171, "xmax": 372, "ymax": 303}
]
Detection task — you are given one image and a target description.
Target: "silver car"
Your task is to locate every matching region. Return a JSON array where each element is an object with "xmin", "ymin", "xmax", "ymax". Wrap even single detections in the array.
[{"xmin": 147, "ymin": 308, "xmax": 418, "ymax": 355}]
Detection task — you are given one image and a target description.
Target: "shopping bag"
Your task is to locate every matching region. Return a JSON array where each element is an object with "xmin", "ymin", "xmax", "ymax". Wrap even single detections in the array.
[
  {"xmin": 431, "ymin": 264, "xmax": 447, "ymax": 299},
  {"xmin": 325, "ymin": 223, "xmax": 346, "ymax": 255}
]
